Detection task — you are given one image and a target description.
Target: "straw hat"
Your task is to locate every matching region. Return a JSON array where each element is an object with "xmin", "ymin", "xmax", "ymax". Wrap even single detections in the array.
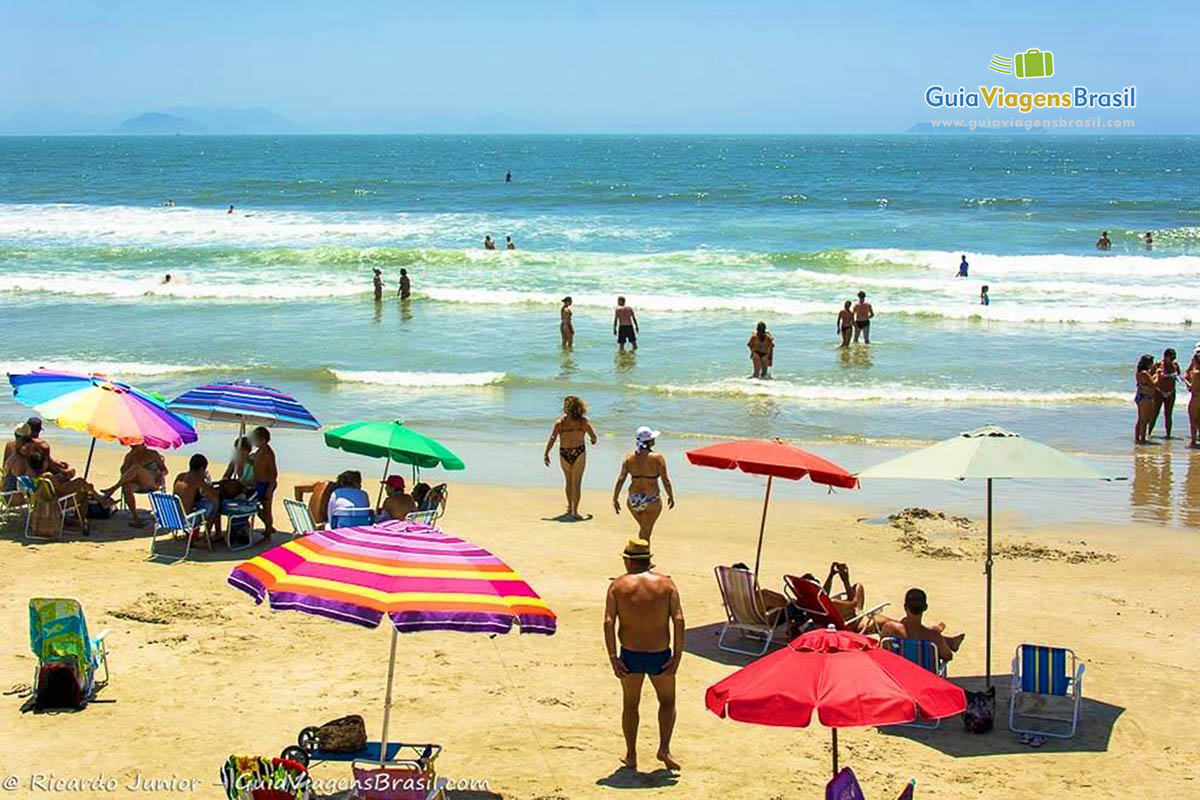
[{"xmin": 622, "ymin": 538, "xmax": 652, "ymax": 560}]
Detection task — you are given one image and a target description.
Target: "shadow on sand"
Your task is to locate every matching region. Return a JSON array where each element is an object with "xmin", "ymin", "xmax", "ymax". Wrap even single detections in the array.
[
  {"xmin": 682, "ymin": 621, "xmax": 786, "ymax": 668},
  {"xmin": 595, "ymin": 765, "xmax": 680, "ymax": 790},
  {"xmin": 879, "ymin": 673, "xmax": 1124, "ymax": 756}
]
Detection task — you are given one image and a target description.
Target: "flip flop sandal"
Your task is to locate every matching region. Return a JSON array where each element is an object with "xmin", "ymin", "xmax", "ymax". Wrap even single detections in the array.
[{"xmin": 1030, "ymin": 736, "xmax": 1046, "ymax": 748}]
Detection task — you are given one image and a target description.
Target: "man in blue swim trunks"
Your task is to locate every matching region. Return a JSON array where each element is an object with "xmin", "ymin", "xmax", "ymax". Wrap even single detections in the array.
[
  {"xmin": 173, "ymin": 453, "xmax": 220, "ymax": 541},
  {"xmin": 603, "ymin": 538, "xmax": 684, "ymax": 772}
]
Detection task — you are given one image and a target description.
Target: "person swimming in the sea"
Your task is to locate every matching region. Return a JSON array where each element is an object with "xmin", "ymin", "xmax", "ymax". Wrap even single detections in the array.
[
  {"xmin": 1096, "ymin": 231, "xmax": 1112, "ymax": 251},
  {"xmin": 612, "ymin": 427, "xmax": 674, "ymax": 540}
]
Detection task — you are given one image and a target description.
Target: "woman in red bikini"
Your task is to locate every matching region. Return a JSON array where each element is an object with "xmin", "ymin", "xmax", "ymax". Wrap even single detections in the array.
[{"xmin": 544, "ymin": 395, "xmax": 598, "ymax": 520}]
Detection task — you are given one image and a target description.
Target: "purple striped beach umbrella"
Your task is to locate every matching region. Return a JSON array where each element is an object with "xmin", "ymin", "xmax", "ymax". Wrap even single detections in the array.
[
  {"xmin": 229, "ymin": 519, "xmax": 555, "ymax": 761},
  {"xmin": 168, "ymin": 380, "xmax": 319, "ymax": 437}
]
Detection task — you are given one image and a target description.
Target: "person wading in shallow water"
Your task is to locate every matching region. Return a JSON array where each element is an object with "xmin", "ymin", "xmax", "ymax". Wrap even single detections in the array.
[{"xmin": 604, "ymin": 537, "xmax": 684, "ymax": 773}]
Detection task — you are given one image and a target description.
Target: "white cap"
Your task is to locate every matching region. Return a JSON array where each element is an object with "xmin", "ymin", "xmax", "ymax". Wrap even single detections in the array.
[{"xmin": 635, "ymin": 426, "xmax": 661, "ymax": 444}]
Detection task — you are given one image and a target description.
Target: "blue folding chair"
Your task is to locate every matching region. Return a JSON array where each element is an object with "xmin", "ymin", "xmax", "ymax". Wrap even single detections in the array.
[
  {"xmin": 1009, "ymin": 644, "xmax": 1085, "ymax": 739},
  {"xmin": 148, "ymin": 491, "xmax": 210, "ymax": 564},
  {"xmin": 882, "ymin": 637, "xmax": 947, "ymax": 729}
]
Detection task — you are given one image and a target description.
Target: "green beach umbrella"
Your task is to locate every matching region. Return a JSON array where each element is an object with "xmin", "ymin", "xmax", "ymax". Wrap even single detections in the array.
[
  {"xmin": 324, "ymin": 420, "xmax": 465, "ymax": 503},
  {"xmin": 857, "ymin": 425, "xmax": 1118, "ymax": 686}
]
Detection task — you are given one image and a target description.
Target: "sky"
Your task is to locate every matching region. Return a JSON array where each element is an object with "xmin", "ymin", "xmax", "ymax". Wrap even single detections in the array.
[{"xmin": 2, "ymin": 0, "xmax": 1197, "ymax": 133}]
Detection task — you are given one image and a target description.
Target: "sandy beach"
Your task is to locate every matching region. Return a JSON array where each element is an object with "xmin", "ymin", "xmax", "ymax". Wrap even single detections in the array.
[{"xmin": 2, "ymin": 442, "xmax": 1198, "ymax": 799}]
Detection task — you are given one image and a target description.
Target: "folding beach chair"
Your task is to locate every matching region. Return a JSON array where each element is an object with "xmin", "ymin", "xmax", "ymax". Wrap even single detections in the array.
[
  {"xmin": 882, "ymin": 637, "xmax": 947, "ymax": 729},
  {"xmin": 283, "ymin": 498, "xmax": 321, "ymax": 536},
  {"xmin": 713, "ymin": 565, "xmax": 787, "ymax": 656},
  {"xmin": 826, "ymin": 767, "xmax": 915, "ymax": 800},
  {"xmin": 20, "ymin": 474, "xmax": 82, "ymax": 540},
  {"xmin": 783, "ymin": 573, "xmax": 888, "ymax": 634},
  {"xmin": 220, "ymin": 756, "xmax": 311, "ymax": 800},
  {"xmin": 148, "ymin": 491, "xmax": 211, "ymax": 563},
  {"xmin": 28, "ymin": 597, "xmax": 109, "ymax": 709},
  {"xmin": 405, "ymin": 509, "xmax": 439, "ymax": 527},
  {"xmin": 352, "ymin": 743, "xmax": 448, "ymax": 800},
  {"xmin": 1, "ymin": 473, "xmax": 30, "ymax": 529},
  {"xmin": 1009, "ymin": 644, "xmax": 1085, "ymax": 739},
  {"xmin": 329, "ymin": 507, "xmax": 374, "ymax": 529}
]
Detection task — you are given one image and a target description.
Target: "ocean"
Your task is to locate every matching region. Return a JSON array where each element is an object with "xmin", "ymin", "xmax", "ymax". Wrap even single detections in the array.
[{"xmin": 2, "ymin": 134, "xmax": 1198, "ymax": 526}]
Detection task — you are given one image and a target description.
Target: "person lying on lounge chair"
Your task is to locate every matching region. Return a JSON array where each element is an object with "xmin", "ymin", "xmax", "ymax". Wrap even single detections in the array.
[
  {"xmin": 876, "ymin": 587, "xmax": 965, "ymax": 662},
  {"xmin": 101, "ymin": 443, "xmax": 167, "ymax": 528}
]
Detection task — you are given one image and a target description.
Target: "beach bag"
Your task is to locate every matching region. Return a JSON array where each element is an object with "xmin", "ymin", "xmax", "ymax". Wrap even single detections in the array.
[
  {"xmin": 87, "ymin": 500, "xmax": 115, "ymax": 519},
  {"xmin": 963, "ymin": 686, "xmax": 995, "ymax": 734},
  {"xmin": 316, "ymin": 714, "xmax": 367, "ymax": 753},
  {"xmin": 30, "ymin": 476, "xmax": 63, "ymax": 539},
  {"xmin": 35, "ymin": 661, "xmax": 86, "ymax": 710}
]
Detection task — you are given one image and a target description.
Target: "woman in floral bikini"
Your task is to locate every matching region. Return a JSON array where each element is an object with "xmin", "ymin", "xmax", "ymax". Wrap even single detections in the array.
[
  {"xmin": 543, "ymin": 395, "xmax": 598, "ymax": 520},
  {"xmin": 612, "ymin": 426, "xmax": 675, "ymax": 540}
]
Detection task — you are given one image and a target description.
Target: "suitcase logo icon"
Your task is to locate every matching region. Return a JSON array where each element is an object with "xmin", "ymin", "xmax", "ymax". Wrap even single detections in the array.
[{"xmin": 988, "ymin": 49, "xmax": 1055, "ymax": 79}]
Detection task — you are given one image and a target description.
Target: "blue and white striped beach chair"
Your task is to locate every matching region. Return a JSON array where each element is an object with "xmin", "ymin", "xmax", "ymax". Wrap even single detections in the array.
[
  {"xmin": 1009, "ymin": 644, "xmax": 1085, "ymax": 739},
  {"xmin": 882, "ymin": 637, "xmax": 947, "ymax": 729},
  {"xmin": 148, "ymin": 491, "xmax": 210, "ymax": 564}
]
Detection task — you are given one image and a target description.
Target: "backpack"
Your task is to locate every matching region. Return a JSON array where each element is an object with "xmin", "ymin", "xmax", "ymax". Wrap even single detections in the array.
[{"xmin": 963, "ymin": 686, "xmax": 995, "ymax": 734}]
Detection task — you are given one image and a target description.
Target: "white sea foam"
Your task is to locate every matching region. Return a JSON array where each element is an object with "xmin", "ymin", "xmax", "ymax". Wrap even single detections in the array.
[
  {"xmin": 846, "ymin": 248, "xmax": 1200, "ymax": 278},
  {"xmin": 330, "ymin": 369, "xmax": 506, "ymax": 387},
  {"xmin": 0, "ymin": 203, "xmax": 668, "ymax": 247},
  {"xmin": 646, "ymin": 379, "xmax": 1129, "ymax": 405},
  {"xmin": 0, "ymin": 360, "xmax": 227, "ymax": 377}
]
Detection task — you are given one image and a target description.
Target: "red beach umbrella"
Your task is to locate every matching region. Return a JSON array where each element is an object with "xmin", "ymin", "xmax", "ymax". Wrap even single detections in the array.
[
  {"xmin": 705, "ymin": 627, "xmax": 966, "ymax": 776},
  {"xmin": 686, "ymin": 439, "xmax": 858, "ymax": 575}
]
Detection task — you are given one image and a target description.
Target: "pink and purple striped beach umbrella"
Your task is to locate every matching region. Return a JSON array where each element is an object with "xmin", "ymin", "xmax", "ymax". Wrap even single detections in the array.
[{"xmin": 229, "ymin": 519, "xmax": 555, "ymax": 759}]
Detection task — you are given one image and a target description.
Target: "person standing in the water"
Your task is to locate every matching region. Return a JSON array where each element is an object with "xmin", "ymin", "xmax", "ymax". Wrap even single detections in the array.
[
  {"xmin": 484, "ymin": 235, "xmax": 496, "ymax": 250},
  {"xmin": 506, "ymin": 235, "xmax": 516, "ymax": 250},
  {"xmin": 614, "ymin": 296, "xmax": 639, "ymax": 352},
  {"xmin": 980, "ymin": 285, "xmax": 990, "ymax": 306},
  {"xmin": 505, "ymin": 170, "xmax": 512, "ymax": 183},
  {"xmin": 852, "ymin": 291, "xmax": 874, "ymax": 344},
  {"xmin": 228, "ymin": 204, "xmax": 234, "ymax": 214},
  {"xmin": 956, "ymin": 255, "xmax": 969, "ymax": 277},
  {"xmin": 1096, "ymin": 231, "xmax": 1112, "ymax": 251},
  {"xmin": 398, "ymin": 268, "xmax": 411, "ymax": 300},
  {"xmin": 836, "ymin": 301, "xmax": 854, "ymax": 348}
]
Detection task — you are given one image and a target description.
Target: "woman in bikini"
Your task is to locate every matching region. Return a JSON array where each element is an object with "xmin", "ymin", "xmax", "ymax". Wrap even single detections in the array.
[
  {"xmin": 612, "ymin": 426, "xmax": 675, "ymax": 540},
  {"xmin": 1150, "ymin": 348, "xmax": 1180, "ymax": 438},
  {"xmin": 543, "ymin": 395, "xmax": 597, "ymax": 520},
  {"xmin": 1134, "ymin": 354, "xmax": 1160, "ymax": 445},
  {"xmin": 747, "ymin": 320, "xmax": 774, "ymax": 379},
  {"xmin": 101, "ymin": 443, "xmax": 167, "ymax": 527},
  {"xmin": 560, "ymin": 296, "xmax": 575, "ymax": 349},
  {"xmin": 1184, "ymin": 349, "xmax": 1200, "ymax": 447}
]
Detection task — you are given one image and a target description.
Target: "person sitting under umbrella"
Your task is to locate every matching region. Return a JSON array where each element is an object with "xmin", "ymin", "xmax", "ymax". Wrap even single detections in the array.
[
  {"xmin": 876, "ymin": 588, "xmax": 965, "ymax": 662},
  {"xmin": 222, "ymin": 437, "xmax": 255, "ymax": 491},
  {"xmin": 174, "ymin": 453, "xmax": 220, "ymax": 542},
  {"xmin": 24, "ymin": 417, "xmax": 75, "ymax": 480},
  {"xmin": 377, "ymin": 475, "xmax": 416, "ymax": 521},
  {"xmin": 101, "ymin": 443, "xmax": 167, "ymax": 528},
  {"xmin": 250, "ymin": 427, "xmax": 279, "ymax": 538},
  {"xmin": 326, "ymin": 471, "xmax": 373, "ymax": 528}
]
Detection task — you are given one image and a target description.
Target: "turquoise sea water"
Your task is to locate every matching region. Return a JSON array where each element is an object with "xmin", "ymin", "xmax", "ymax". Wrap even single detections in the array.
[{"xmin": 2, "ymin": 134, "xmax": 1199, "ymax": 525}]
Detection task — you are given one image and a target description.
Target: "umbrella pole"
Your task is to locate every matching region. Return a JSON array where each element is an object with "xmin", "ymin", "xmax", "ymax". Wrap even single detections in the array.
[
  {"xmin": 82, "ymin": 437, "xmax": 96, "ymax": 482},
  {"xmin": 379, "ymin": 626, "xmax": 399, "ymax": 766},
  {"xmin": 831, "ymin": 728, "xmax": 838, "ymax": 777},
  {"xmin": 376, "ymin": 456, "xmax": 391, "ymax": 508},
  {"xmin": 753, "ymin": 476, "xmax": 773, "ymax": 577},
  {"xmin": 985, "ymin": 478, "xmax": 994, "ymax": 687}
]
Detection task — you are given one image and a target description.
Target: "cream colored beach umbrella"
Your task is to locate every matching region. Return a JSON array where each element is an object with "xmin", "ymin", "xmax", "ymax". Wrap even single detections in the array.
[{"xmin": 857, "ymin": 425, "xmax": 1118, "ymax": 686}]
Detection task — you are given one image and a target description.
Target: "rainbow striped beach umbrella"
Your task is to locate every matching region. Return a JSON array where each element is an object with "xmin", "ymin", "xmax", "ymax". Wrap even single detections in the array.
[
  {"xmin": 229, "ymin": 519, "xmax": 556, "ymax": 760},
  {"xmin": 8, "ymin": 369, "xmax": 198, "ymax": 478},
  {"xmin": 168, "ymin": 380, "xmax": 319, "ymax": 437}
]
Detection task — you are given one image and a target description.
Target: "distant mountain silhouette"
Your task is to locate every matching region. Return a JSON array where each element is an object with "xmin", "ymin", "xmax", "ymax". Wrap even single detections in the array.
[
  {"xmin": 114, "ymin": 112, "xmax": 206, "ymax": 134},
  {"xmin": 161, "ymin": 106, "xmax": 301, "ymax": 134}
]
